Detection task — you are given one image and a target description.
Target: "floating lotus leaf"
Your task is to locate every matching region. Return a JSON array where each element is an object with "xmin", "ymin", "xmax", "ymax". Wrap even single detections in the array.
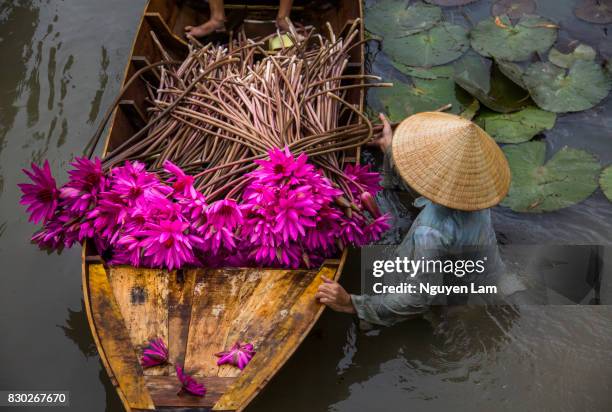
[
  {"xmin": 475, "ymin": 106, "xmax": 556, "ymax": 143},
  {"xmin": 600, "ymin": 165, "xmax": 612, "ymax": 202},
  {"xmin": 391, "ymin": 60, "xmax": 454, "ymax": 79},
  {"xmin": 384, "ymin": 22, "xmax": 469, "ymax": 67},
  {"xmin": 491, "ymin": 0, "xmax": 536, "ymax": 18},
  {"xmin": 425, "ymin": 0, "xmax": 479, "ymax": 6},
  {"xmin": 575, "ymin": 0, "xmax": 612, "ymax": 24},
  {"xmin": 470, "ymin": 15, "xmax": 557, "ymax": 61},
  {"xmin": 453, "ymin": 52, "xmax": 530, "ymax": 112},
  {"xmin": 548, "ymin": 44, "xmax": 597, "ymax": 69},
  {"xmin": 366, "ymin": 1, "xmax": 442, "ymax": 38},
  {"xmin": 496, "ymin": 59, "xmax": 527, "ymax": 88},
  {"xmin": 502, "ymin": 141, "xmax": 601, "ymax": 212},
  {"xmin": 523, "ymin": 60, "xmax": 611, "ymax": 113},
  {"xmin": 372, "ymin": 77, "xmax": 469, "ymax": 122}
]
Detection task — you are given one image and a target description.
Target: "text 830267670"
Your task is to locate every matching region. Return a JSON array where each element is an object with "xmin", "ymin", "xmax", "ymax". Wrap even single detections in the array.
[{"xmin": 0, "ymin": 391, "xmax": 69, "ymax": 406}]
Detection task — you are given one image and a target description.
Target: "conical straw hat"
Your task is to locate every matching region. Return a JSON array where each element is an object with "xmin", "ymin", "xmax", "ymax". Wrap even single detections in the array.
[{"xmin": 391, "ymin": 111, "xmax": 511, "ymax": 211}]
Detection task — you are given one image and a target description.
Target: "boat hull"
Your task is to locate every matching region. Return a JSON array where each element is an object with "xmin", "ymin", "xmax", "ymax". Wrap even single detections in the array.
[{"xmin": 82, "ymin": 0, "xmax": 364, "ymax": 410}]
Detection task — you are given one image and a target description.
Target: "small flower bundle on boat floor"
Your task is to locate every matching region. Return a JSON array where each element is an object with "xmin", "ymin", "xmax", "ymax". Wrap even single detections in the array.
[{"xmin": 20, "ymin": 21, "xmax": 392, "ymax": 270}]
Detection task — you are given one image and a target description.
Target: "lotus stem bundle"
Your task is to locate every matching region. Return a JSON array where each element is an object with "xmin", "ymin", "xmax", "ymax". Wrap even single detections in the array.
[{"xmin": 100, "ymin": 20, "xmax": 390, "ymax": 205}]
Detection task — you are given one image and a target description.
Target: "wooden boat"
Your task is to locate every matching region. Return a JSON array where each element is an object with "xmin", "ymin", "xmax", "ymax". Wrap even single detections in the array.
[{"xmin": 82, "ymin": 0, "xmax": 364, "ymax": 411}]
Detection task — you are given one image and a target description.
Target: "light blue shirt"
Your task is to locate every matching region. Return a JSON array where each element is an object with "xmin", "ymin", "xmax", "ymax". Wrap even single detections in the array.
[{"xmin": 351, "ymin": 149, "xmax": 505, "ymax": 326}]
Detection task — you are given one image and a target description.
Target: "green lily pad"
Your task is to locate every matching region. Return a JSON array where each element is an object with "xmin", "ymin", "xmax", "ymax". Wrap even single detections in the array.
[
  {"xmin": 600, "ymin": 165, "xmax": 612, "ymax": 202},
  {"xmin": 425, "ymin": 0, "xmax": 479, "ymax": 6},
  {"xmin": 496, "ymin": 59, "xmax": 528, "ymax": 88},
  {"xmin": 366, "ymin": 1, "xmax": 442, "ymax": 38},
  {"xmin": 491, "ymin": 0, "xmax": 536, "ymax": 18},
  {"xmin": 475, "ymin": 106, "xmax": 556, "ymax": 143},
  {"xmin": 502, "ymin": 141, "xmax": 601, "ymax": 212},
  {"xmin": 372, "ymin": 77, "xmax": 469, "ymax": 122},
  {"xmin": 548, "ymin": 44, "xmax": 597, "ymax": 69},
  {"xmin": 523, "ymin": 60, "xmax": 611, "ymax": 113},
  {"xmin": 470, "ymin": 15, "xmax": 558, "ymax": 61},
  {"xmin": 575, "ymin": 0, "xmax": 612, "ymax": 24},
  {"xmin": 384, "ymin": 22, "xmax": 469, "ymax": 67},
  {"xmin": 391, "ymin": 60, "xmax": 454, "ymax": 79},
  {"xmin": 453, "ymin": 52, "xmax": 531, "ymax": 112}
]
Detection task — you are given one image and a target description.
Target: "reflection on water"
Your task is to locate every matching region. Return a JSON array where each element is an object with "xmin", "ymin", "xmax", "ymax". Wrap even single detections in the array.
[
  {"xmin": 0, "ymin": 1, "xmax": 610, "ymax": 412},
  {"xmin": 88, "ymin": 47, "xmax": 110, "ymax": 124},
  {"xmin": 250, "ymin": 298, "xmax": 612, "ymax": 412},
  {"xmin": 59, "ymin": 301, "xmax": 97, "ymax": 358},
  {"xmin": 0, "ymin": 2, "xmax": 39, "ymax": 172},
  {"xmin": 59, "ymin": 302, "xmax": 124, "ymax": 411},
  {"xmin": 0, "ymin": 1, "xmax": 145, "ymax": 411}
]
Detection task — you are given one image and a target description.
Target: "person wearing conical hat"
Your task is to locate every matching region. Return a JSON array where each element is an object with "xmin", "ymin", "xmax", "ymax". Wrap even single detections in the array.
[{"xmin": 316, "ymin": 111, "xmax": 513, "ymax": 326}]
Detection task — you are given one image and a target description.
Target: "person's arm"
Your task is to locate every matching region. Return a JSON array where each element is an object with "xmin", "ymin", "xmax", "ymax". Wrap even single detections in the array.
[
  {"xmin": 371, "ymin": 113, "xmax": 414, "ymax": 193},
  {"xmin": 381, "ymin": 146, "xmax": 414, "ymax": 193},
  {"xmin": 317, "ymin": 226, "xmax": 448, "ymax": 327}
]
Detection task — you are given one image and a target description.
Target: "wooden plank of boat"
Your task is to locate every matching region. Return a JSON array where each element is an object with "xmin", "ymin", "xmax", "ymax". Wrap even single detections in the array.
[
  {"xmin": 82, "ymin": 0, "xmax": 364, "ymax": 411},
  {"xmin": 167, "ymin": 269, "xmax": 197, "ymax": 373},
  {"xmin": 87, "ymin": 263, "xmax": 156, "ymax": 410}
]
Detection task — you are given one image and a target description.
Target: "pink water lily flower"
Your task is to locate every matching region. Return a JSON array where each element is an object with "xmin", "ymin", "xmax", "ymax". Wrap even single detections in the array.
[
  {"xmin": 140, "ymin": 338, "xmax": 168, "ymax": 368},
  {"xmin": 344, "ymin": 163, "xmax": 382, "ymax": 196},
  {"xmin": 177, "ymin": 189, "xmax": 208, "ymax": 222},
  {"xmin": 60, "ymin": 157, "xmax": 106, "ymax": 214},
  {"xmin": 340, "ymin": 215, "xmax": 367, "ymax": 246},
  {"xmin": 200, "ymin": 225, "xmax": 236, "ymax": 254},
  {"xmin": 305, "ymin": 205, "xmax": 342, "ymax": 252},
  {"xmin": 67, "ymin": 157, "xmax": 106, "ymax": 191},
  {"xmin": 86, "ymin": 192, "xmax": 127, "ymax": 244},
  {"xmin": 365, "ymin": 214, "xmax": 391, "ymax": 242},
  {"xmin": 273, "ymin": 187, "xmax": 317, "ymax": 242},
  {"xmin": 164, "ymin": 160, "xmax": 197, "ymax": 198},
  {"xmin": 60, "ymin": 187, "xmax": 96, "ymax": 214},
  {"xmin": 30, "ymin": 209, "xmax": 81, "ymax": 250},
  {"xmin": 140, "ymin": 219, "xmax": 195, "ymax": 270},
  {"xmin": 207, "ymin": 199, "xmax": 242, "ymax": 229},
  {"xmin": 31, "ymin": 215, "xmax": 67, "ymax": 250},
  {"xmin": 216, "ymin": 341, "xmax": 256, "ymax": 370},
  {"xmin": 253, "ymin": 147, "xmax": 300, "ymax": 185},
  {"xmin": 18, "ymin": 160, "xmax": 59, "ymax": 223},
  {"xmin": 112, "ymin": 234, "xmax": 143, "ymax": 267},
  {"xmin": 111, "ymin": 161, "xmax": 170, "ymax": 204},
  {"xmin": 176, "ymin": 365, "xmax": 206, "ymax": 397}
]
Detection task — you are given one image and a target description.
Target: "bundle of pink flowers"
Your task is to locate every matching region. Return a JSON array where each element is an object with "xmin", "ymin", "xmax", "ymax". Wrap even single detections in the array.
[{"xmin": 19, "ymin": 148, "xmax": 389, "ymax": 270}]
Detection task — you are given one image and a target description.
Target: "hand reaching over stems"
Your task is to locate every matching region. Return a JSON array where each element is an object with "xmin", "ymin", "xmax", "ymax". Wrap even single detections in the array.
[{"xmin": 368, "ymin": 113, "xmax": 393, "ymax": 153}]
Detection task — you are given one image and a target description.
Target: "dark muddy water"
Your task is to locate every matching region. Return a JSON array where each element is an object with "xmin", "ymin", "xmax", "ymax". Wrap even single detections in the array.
[{"xmin": 0, "ymin": 1, "xmax": 611, "ymax": 411}]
